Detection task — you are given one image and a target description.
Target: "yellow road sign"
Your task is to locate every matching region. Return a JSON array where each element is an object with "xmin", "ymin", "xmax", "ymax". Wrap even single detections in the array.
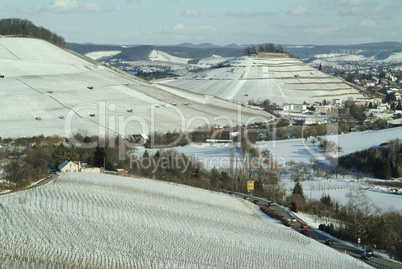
[{"xmin": 247, "ymin": 180, "xmax": 254, "ymax": 190}]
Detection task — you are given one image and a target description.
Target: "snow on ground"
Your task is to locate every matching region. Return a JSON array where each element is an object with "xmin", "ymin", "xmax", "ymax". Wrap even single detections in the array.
[
  {"xmin": 0, "ymin": 173, "xmax": 370, "ymax": 268},
  {"xmin": 257, "ymin": 126, "xmax": 402, "ymax": 164},
  {"xmin": 157, "ymin": 55, "xmax": 363, "ymax": 105},
  {"xmin": 308, "ymin": 51, "xmax": 402, "ymax": 64},
  {"xmin": 293, "ymin": 211, "xmax": 402, "ymax": 264},
  {"xmin": 85, "ymin": 50, "xmax": 121, "ymax": 60},
  {"xmin": 197, "ymin": 56, "xmax": 233, "ymax": 66},
  {"xmin": 0, "ymin": 37, "xmax": 272, "ymax": 138},
  {"xmin": 281, "ymin": 176, "xmax": 401, "ymax": 213},
  {"xmin": 137, "ymin": 127, "xmax": 402, "ymax": 213},
  {"xmin": 148, "ymin": 49, "xmax": 190, "ymax": 65}
]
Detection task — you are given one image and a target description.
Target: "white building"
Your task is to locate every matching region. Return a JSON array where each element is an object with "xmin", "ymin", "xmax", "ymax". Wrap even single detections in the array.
[
  {"xmin": 58, "ymin": 160, "xmax": 80, "ymax": 173},
  {"xmin": 58, "ymin": 160, "xmax": 101, "ymax": 173},
  {"xmin": 282, "ymin": 104, "xmax": 307, "ymax": 113},
  {"xmin": 81, "ymin": 166, "xmax": 101, "ymax": 173}
]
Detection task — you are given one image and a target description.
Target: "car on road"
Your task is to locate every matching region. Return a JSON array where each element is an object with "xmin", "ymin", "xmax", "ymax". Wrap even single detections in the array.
[
  {"xmin": 325, "ymin": 239, "xmax": 333, "ymax": 245},
  {"xmin": 253, "ymin": 199, "xmax": 259, "ymax": 204},
  {"xmin": 300, "ymin": 229, "xmax": 309, "ymax": 236},
  {"xmin": 300, "ymin": 223, "xmax": 308, "ymax": 229},
  {"xmin": 284, "ymin": 219, "xmax": 292, "ymax": 226},
  {"xmin": 361, "ymin": 251, "xmax": 373, "ymax": 260}
]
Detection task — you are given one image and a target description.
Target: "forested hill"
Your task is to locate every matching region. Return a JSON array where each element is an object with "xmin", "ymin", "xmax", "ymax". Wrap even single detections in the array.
[{"xmin": 0, "ymin": 18, "xmax": 65, "ymax": 47}]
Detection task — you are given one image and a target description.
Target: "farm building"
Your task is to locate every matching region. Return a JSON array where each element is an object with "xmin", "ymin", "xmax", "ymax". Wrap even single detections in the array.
[{"xmin": 58, "ymin": 160, "xmax": 80, "ymax": 173}]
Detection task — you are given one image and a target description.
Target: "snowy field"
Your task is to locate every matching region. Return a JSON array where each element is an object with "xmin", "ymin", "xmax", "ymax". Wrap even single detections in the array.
[
  {"xmin": 137, "ymin": 127, "xmax": 402, "ymax": 213},
  {"xmin": 148, "ymin": 49, "xmax": 191, "ymax": 65},
  {"xmin": 85, "ymin": 50, "xmax": 121, "ymax": 60},
  {"xmin": 310, "ymin": 51, "xmax": 402, "ymax": 66},
  {"xmin": 157, "ymin": 55, "xmax": 364, "ymax": 105},
  {"xmin": 0, "ymin": 173, "xmax": 370, "ymax": 268},
  {"xmin": 0, "ymin": 37, "xmax": 271, "ymax": 138}
]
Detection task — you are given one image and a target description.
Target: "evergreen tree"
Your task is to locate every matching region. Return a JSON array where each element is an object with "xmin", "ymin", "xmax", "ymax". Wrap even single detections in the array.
[
  {"xmin": 383, "ymin": 158, "xmax": 392, "ymax": 180},
  {"xmin": 292, "ymin": 182, "xmax": 305, "ymax": 200},
  {"xmin": 51, "ymin": 144, "xmax": 79, "ymax": 168},
  {"xmin": 94, "ymin": 146, "xmax": 114, "ymax": 170},
  {"xmin": 396, "ymin": 100, "xmax": 402, "ymax": 111}
]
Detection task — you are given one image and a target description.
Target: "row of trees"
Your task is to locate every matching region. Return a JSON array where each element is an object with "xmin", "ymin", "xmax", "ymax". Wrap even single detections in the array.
[
  {"xmin": 244, "ymin": 43, "xmax": 285, "ymax": 55},
  {"xmin": 0, "ymin": 18, "xmax": 65, "ymax": 47},
  {"xmin": 339, "ymin": 139, "xmax": 402, "ymax": 179}
]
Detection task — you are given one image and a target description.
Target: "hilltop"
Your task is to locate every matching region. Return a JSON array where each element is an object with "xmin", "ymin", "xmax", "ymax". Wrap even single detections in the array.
[
  {"xmin": 0, "ymin": 37, "xmax": 271, "ymax": 139},
  {"xmin": 0, "ymin": 18, "xmax": 65, "ymax": 47},
  {"xmin": 156, "ymin": 55, "xmax": 364, "ymax": 105}
]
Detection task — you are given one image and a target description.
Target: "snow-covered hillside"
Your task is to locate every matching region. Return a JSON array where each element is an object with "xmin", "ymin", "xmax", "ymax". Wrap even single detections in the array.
[
  {"xmin": 148, "ymin": 49, "xmax": 190, "ymax": 65},
  {"xmin": 310, "ymin": 51, "xmax": 402, "ymax": 65},
  {"xmin": 0, "ymin": 173, "xmax": 370, "ymax": 268},
  {"xmin": 85, "ymin": 50, "xmax": 121, "ymax": 60},
  {"xmin": 157, "ymin": 55, "xmax": 364, "ymax": 105},
  {"xmin": 0, "ymin": 37, "xmax": 271, "ymax": 138}
]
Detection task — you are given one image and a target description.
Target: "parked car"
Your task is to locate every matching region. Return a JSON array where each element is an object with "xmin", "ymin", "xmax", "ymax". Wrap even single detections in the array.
[
  {"xmin": 300, "ymin": 223, "xmax": 308, "ymax": 229},
  {"xmin": 300, "ymin": 229, "xmax": 309, "ymax": 236},
  {"xmin": 361, "ymin": 251, "xmax": 373, "ymax": 260},
  {"xmin": 253, "ymin": 199, "xmax": 259, "ymax": 204},
  {"xmin": 325, "ymin": 239, "xmax": 333, "ymax": 245}
]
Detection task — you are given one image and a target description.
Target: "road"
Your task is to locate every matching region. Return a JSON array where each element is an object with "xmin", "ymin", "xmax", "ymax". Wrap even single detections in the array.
[{"xmin": 223, "ymin": 190, "xmax": 401, "ymax": 269}]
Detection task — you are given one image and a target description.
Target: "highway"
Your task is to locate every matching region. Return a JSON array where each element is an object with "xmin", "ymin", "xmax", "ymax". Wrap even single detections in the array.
[{"xmin": 223, "ymin": 190, "xmax": 402, "ymax": 269}]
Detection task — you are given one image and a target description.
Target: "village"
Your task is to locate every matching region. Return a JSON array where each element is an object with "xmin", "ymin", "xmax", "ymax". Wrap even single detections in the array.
[{"xmin": 274, "ymin": 73, "xmax": 402, "ymax": 128}]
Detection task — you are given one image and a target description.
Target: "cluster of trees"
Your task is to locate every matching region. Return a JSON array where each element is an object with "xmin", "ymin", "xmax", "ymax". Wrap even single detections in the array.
[
  {"xmin": 287, "ymin": 181, "xmax": 401, "ymax": 261},
  {"xmin": 0, "ymin": 131, "xmax": 286, "ymax": 201},
  {"xmin": 0, "ymin": 18, "xmax": 65, "ymax": 47},
  {"xmin": 1, "ymin": 135, "xmax": 126, "ymax": 189},
  {"xmin": 135, "ymin": 70, "xmax": 175, "ymax": 80},
  {"xmin": 129, "ymin": 150, "xmax": 234, "ymax": 190},
  {"xmin": 244, "ymin": 43, "xmax": 285, "ymax": 55},
  {"xmin": 339, "ymin": 139, "xmax": 402, "ymax": 179}
]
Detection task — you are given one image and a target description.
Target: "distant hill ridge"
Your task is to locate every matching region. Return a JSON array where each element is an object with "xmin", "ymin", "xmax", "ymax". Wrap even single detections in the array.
[
  {"xmin": 67, "ymin": 43, "xmax": 245, "ymax": 60},
  {"xmin": 0, "ymin": 18, "xmax": 65, "ymax": 47}
]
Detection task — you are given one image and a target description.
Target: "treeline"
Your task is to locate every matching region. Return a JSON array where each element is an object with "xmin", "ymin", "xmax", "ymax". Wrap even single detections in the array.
[
  {"xmin": 303, "ymin": 192, "xmax": 401, "ymax": 261},
  {"xmin": 244, "ymin": 43, "xmax": 285, "ymax": 55},
  {"xmin": 0, "ymin": 134, "xmax": 281, "ymax": 196},
  {"xmin": 0, "ymin": 18, "xmax": 65, "ymax": 47},
  {"xmin": 136, "ymin": 71, "xmax": 173, "ymax": 80},
  {"xmin": 0, "ymin": 135, "xmax": 123, "ymax": 189},
  {"xmin": 285, "ymin": 181, "xmax": 402, "ymax": 261},
  {"xmin": 339, "ymin": 139, "xmax": 402, "ymax": 179}
]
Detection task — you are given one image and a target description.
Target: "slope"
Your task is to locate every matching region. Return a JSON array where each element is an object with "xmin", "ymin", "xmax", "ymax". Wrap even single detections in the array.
[
  {"xmin": 0, "ymin": 37, "xmax": 272, "ymax": 138},
  {"xmin": 0, "ymin": 172, "xmax": 371, "ymax": 268},
  {"xmin": 157, "ymin": 55, "xmax": 364, "ymax": 105}
]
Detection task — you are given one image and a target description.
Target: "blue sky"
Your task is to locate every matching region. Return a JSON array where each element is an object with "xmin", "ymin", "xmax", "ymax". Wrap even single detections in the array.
[{"xmin": 1, "ymin": 0, "xmax": 402, "ymax": 45}]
